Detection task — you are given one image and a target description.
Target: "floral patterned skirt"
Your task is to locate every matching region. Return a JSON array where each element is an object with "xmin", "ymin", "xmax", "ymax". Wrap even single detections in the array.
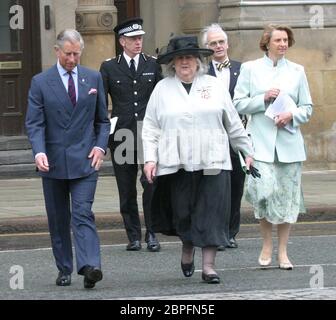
[{"xmin": 245, "ymin": 160, "xmax": 306, "ymax": 224}]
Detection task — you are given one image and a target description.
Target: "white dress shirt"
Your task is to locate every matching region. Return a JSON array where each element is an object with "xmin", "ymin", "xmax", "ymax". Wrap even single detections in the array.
[
  {"xmin": 123, "ymin": 52, "xmax": 140, "ymax": 70},
  {"xmin": 212, "ymin": 60, "xmax": 230, "ymax": 90},
  {"xmin": 57, "ymin": 61, "xmax": 79, "ymax": 102}
]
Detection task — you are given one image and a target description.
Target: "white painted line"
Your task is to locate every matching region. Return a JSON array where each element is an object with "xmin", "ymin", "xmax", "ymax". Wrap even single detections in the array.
[{"xmin": 1, "ymin": 234, "xmax": 336, "ymax": 253}]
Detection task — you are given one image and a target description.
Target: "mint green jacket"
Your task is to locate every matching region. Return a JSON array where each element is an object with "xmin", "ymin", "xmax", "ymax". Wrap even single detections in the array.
[{"xmin": 233, "ymin": 55, "xmax": 313, "ymax": 163}]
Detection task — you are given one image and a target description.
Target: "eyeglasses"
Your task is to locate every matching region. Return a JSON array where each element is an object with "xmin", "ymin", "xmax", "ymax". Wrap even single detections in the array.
[{"xmin": 207, "ymin": 40, "xmax": 226, "ymax": 47}]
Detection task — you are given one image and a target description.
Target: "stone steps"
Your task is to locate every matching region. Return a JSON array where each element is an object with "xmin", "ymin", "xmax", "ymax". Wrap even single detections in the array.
[{"xmin": 0, "ymin": 136, "xmax": 114, "ymax": 179}]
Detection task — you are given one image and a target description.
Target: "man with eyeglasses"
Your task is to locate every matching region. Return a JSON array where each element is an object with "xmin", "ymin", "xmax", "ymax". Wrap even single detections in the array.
[{"xmin": 201, "ymin": 23, "xmax": 247, "ymax": 250}]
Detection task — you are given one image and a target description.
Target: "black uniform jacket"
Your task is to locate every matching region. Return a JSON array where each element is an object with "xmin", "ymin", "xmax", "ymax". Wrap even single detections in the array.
[{"xmin": 100, "ymin": 53, "xmax": 162, "ymax": 140}]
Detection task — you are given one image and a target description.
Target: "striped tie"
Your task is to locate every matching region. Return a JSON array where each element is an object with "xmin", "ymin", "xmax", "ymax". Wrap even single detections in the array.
[
  {"xmin": 68, "ymin": 71, "xmax": 76, "ymax": 107},
  {"xmin": 216, "ymin": 60, "xmax": 231, "ymax": 71}
]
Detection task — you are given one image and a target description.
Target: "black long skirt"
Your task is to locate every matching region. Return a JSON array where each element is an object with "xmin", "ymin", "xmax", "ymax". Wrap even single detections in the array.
[{"xmin": 151, "ymin": 169, "xmax": 231, "ymax": 248}]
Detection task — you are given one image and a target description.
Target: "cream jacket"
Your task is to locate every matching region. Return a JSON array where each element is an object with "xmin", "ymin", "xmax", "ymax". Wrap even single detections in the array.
[{"xmin": 142, "ymin": 74, "xmax": 253, "ymax": 176}]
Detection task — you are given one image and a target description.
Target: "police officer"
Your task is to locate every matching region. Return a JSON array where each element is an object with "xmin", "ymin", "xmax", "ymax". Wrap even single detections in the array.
[{"xmin": 100, "ymin": 17, "xmax": 162, "ymax": 252}]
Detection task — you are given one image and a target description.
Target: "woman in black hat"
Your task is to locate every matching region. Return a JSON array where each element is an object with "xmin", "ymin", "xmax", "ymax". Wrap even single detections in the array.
[{"xmin": 142, "ymin": 35, "xmax": 254, "ymax": 284}]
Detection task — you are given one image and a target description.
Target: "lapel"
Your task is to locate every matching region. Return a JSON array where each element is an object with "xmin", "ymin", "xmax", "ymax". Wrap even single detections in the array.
[
  {"xmin": 120, "ymin": 55, "xmax": 135, "ymax": 78},
  {"xmin": 47, "ymin": 65, "xmax": 74, "ymax": 116},
  {"xmin": 136, "ymin": 55, "xmax": 146, "ymax": 78},
  {"xmin": 120, "ymin": 54, "xmax": 146, "ymax": 79},
  {"xmin": 74, "ymin": 66, "xmax": 90, "ymax": 115},
  {"xmin": 229, "ymin": 60, "xmax": 240, "ymax": 99},
  {"xmin": 208, "ymin": 62, "xmax": 216, "ymax": 77}
]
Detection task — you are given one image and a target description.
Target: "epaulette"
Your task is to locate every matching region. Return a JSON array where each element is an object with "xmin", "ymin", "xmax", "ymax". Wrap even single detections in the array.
[
  {"xmin": 117, "ymin": 54, "xmax": 122, "ymax": 63},
  {"xmin": 141, "ymin": 53, "xmax": 158, "ymax": 61},
  {"xmin": 141, "ymin": 53, "xmax": 148, "ymax": 62},
  {"xmin": 105, "ymin": 57, "xmax": 113, "ymax": 61}
]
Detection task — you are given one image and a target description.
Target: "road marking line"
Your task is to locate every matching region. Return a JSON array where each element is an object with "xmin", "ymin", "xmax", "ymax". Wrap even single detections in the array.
[{"xmin": 1, "ymin": 235, "xmax": 336, "ymax": 253}]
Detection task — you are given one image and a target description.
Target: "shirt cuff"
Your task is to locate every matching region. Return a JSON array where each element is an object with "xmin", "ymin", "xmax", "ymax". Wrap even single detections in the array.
[
  {"xmin": 94, "ymin": 146, "xmax": 106, "ymax": 154},
  {"xmin": 35, "ymin": 152, "xmax": 46, "ymax": 159}
]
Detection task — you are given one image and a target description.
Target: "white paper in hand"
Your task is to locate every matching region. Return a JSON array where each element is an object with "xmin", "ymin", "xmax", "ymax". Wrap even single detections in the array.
[
  {"xmin": 264, "ymin": 92, "xmax": 297, "ymax": 134},
  {"xmin": 110, "ymin": 117, "xmax": 118, "ymax": 135},
  {"xmin": 238, "ymin": 151, "xmax": 247, "ymax": 173}
]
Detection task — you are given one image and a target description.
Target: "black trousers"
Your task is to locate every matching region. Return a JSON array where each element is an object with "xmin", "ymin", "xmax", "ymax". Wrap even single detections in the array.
[
  {"xmin": 229, "ymin": 146, "xmax": 246, "ymax": 239},
  {"xmin": 111, "ymin": 145, "xmax": 154, "ymax": 242}
]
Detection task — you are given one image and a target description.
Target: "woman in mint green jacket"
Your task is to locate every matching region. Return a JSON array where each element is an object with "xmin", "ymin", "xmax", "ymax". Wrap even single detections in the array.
[{"xmin": 233, "ymin": 24, "xmax": 313, "ymax": 270}]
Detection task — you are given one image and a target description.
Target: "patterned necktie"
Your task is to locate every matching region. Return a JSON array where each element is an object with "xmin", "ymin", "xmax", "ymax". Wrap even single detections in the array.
[
  {"xmin": 67, "ymin": 71, "xmax": 76, "ymax": 107},
  {"xmin": 216, "ymin": 60, "xmax": 231, "ymax": 71},
  {"xmin": 130, "ymin": 58, "xmax": 136, "ymax": 76}
]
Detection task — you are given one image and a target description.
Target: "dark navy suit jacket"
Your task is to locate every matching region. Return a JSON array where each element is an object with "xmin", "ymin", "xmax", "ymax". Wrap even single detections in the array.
[
  {"xmin": 26, "ymin": 64, "xmax": 110, "ymax": 180},
  {"xmin": 208, "ymin": 59, "xmax": 241, "ymax": 99}
]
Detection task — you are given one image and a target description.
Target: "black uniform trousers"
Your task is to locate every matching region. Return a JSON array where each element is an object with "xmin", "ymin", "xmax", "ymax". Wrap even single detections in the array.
[
  {"xmin": 111, "ymin": 144, "xmax": 154, "ymax": 242},
  {"xmin": 229, "ymin": 146, "xmax": 246, "ymax": 239}
]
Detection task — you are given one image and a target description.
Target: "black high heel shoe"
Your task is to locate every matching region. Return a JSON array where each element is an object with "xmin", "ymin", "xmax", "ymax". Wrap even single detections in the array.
[
  {"xmin": 201, "ymin": 272, "xmax": 220, "ymax": 284},
  {"xmin": 181, "ymin": 249, "xmax": 195, "ymax": 277}
]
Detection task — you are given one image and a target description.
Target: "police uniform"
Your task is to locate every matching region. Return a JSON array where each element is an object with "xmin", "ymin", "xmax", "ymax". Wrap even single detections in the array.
[{"xmin": 99, "ymin": 17, "xmax": 162, "ymax": 251}]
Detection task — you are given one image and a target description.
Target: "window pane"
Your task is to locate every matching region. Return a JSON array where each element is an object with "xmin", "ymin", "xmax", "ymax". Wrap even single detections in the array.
[{"xmin": 0, "ymin": 0, "xmax": 20, "ymax": 53}]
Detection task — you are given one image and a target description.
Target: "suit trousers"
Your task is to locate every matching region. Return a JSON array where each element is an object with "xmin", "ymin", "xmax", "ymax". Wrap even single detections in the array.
[
  {"xmin": 229, "ymin": 147, "xmax": 246, "ymax": 239},
  {"xmin": 42, "ymin": 172, "xmax": 101, "ymax": 275},
  {"xmin": 111, "ymin": 147, "xmax": 154, "ymax": 242}
]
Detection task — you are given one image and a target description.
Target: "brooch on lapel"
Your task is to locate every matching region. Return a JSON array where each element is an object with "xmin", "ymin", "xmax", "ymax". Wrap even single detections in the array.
[
  {"xmin": 88, "ymin": 88, "xmax": 97, "ymax": 95},
  {"xmin": 197, "ymin": 86, "xmax": 211, "ymax": 99}
]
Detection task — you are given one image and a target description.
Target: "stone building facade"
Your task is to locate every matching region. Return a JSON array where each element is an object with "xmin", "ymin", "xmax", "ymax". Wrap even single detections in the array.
[{"xmin": 0, "ymin": 0, "xmax": 335, "ymax": 176}]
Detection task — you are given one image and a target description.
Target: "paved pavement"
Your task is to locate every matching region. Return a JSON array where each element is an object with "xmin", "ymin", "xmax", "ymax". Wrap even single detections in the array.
[
  {"xmin": 1, "ymin": 235, "xmax": 336, "ymax": 300},
  {"xmin": 0, "ymin": 170, "xmax": 335, "ymax": 302},
  {"xmin": 0, "ymin": 170, "xmax": 335, "ymax": 233}
]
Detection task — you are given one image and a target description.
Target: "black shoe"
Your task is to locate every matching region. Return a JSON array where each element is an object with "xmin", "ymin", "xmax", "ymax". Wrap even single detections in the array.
[
  {"xmin": 126, "ymin": 240, "xmax": 142, "ymax": 251},
  {"xmin": 202, "ymin": 272, "xmax": 220, "ymax": 284},
  {"xmin": 56, "ymin": 272, "xmax": 71, "ymax": 286},
  {"xmin": 145, "ymin": 232, "xmax": 161, "ymax": 252},
  {"xmin": 83, "ymin": 266, "xmax": 103, "ymax": 289},
  {"xmin": 217, "ymin": 245, "xmax": 226, "ymax": 251},
  {"xmin": 181, "ymin": 250, "xmax": 195, "ymax": 277},
  {"xmin": 226, "ymin": 238, "xmax": 238, "ymax": 249}
]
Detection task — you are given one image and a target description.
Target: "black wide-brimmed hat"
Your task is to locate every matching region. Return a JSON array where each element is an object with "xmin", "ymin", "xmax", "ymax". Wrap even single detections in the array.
[
  {"xmin": 157, "ymin": 35, "xmax": 213, "ymax": 64},
  {"xmin": 113, "ymin": 17, "xmax": 145, "ymax": 37}
]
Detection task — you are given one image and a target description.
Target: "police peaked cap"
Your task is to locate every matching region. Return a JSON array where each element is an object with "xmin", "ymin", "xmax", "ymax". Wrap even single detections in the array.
[{"xmin": 114, "ymin": 17, "xmax": 145, "ymax": 37}]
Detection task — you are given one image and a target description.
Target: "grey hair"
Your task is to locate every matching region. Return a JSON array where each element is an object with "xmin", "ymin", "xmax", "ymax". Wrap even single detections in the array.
[
  {"xmin": 55, "ymin": 29, "xmax": 84, "ymax": 51},
  {"xmin": 164, "ymin": 57, "xmax": 209, "ymax": 78},
  {"xmin": 201, "ymin": 23, "xmax": 228, "ymax": 47}
]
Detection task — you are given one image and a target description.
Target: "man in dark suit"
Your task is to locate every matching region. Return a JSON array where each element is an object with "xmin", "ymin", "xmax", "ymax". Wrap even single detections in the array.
[
  {"xmin": 25, "ymin": 29, "xmax": 110, "ymax": 289},
  {"xmin": 100, "ymin": 18, "xmax": 162, "ymax": 252},
  {"xmin": 202, "ymin": 24, "xmax": 247, "ymax": 250}
]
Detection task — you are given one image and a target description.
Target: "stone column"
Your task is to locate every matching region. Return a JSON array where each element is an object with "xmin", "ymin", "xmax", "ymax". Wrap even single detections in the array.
[
  {"xmin": 180, "ymin": 0, "xmax": 219, "ymax": 34},
  {"xmin": 76, "ymin": 0, "xmax": 117, "ymax": 70}
]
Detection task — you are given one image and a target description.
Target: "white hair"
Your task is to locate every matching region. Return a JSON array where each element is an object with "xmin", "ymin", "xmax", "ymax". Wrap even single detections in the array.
[
  {"xmin": 55, "ymin": 29, "xmax": 84, "ymax": 51},
  {"xmin": 165, "ymin": 57, "xmax": 209, "ymax": 78},
  {"xmin": 201, "ymin": 23, "xmax": 228, "ymax": 47}
]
